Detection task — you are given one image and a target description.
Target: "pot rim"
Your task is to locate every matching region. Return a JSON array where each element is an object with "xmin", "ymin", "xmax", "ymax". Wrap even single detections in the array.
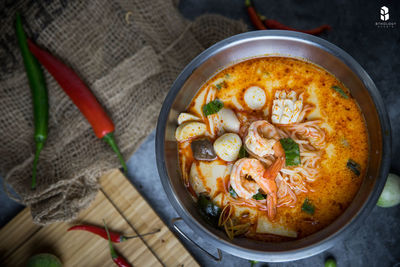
[{"xmin": 155, "ymin": 30, "xmax": 391, "ymax": 261}]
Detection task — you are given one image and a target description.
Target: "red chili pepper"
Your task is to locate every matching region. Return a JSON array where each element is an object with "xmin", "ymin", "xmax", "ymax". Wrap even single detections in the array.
[
  {"xmin": 261, "ymin": 16, "xmax": 331, "ymax": 35},
  {"xmin": 67, "ymin": 225, "xmax": 160, "ymax": 243},
  {"xmin": 27, "ymin": 39, "xmax": 127, "ymax": 172},
  {"xmin": 103, "ymin": 220, "xmax": 132, "ymax": 267},
  {"xmin": 245, "ymin": 0, "xmax": 266, "ymax": 30}
]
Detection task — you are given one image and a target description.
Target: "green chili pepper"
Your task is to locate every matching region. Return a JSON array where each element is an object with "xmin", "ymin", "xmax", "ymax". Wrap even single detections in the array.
[{"xmin": 15, "ymin": 13, "xmax": 48, "ymax": 189}]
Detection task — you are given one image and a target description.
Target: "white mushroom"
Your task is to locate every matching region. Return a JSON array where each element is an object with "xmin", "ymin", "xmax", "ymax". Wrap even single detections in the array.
[
  {"xmin": 217, "ymin": 108, "xmax": 240, "ymax": 133},
  {"xmin": 177, "ymin": 113, "xmax": 201, "ymax": 125},
  {"xmin": 244, "ymin": 86, "xmax": 266, "ymax": 110},
  {"xmin": 213, "ymin": 133, "xmax": 242, "ymax": 162},
  {"xmin": 175, "ymin": 122, "xmax": 206, "ymax": 142},
  {"xmin": 271, "ymin": 90, "xmax": 303, "ymax": 124}
]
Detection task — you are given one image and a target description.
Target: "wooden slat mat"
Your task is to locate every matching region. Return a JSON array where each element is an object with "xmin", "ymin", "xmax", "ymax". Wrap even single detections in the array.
[{"xmin": 0, "ymin": 170, "xmax": 198, "ymax": 267}]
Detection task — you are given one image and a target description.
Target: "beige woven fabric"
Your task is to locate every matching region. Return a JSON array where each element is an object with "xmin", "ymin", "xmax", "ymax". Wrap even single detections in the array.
[{"xmin": 0, "ymin": 0, "xmax": 247, "ymax": 225}]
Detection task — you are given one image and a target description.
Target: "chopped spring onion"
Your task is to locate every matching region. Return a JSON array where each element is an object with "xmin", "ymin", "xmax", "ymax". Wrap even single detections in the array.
[
  {"xmin": 332, "ymin": 85, "xmax": 349, "ymax": 99},
  {"xmin": 280, "ymin": 138, "xmax": 300, "ymax": 166},
  {"xmin": 252, "ymin": 192, "xmax": 266, "ymax": 200},
  {"xmin": 301, "ymin": 198, "xmax": 315, "ymax": 215},
  {"xmin": 197, "ymin": 193, "xmax": 221, "ymax": 227},
  {"xmin": 347, "ymin": 159, "xmax": 361, "ymax": 176},
  {"xmin": 229, "ymin": 186, "xmax": 238, "ymax": 198},
  {"xmin": 238, "ymin": 145, "xmax": 249, "ymax": 159},
  {"xmin": 216, "ymin": 81, "xmax": 226, "ymax": 90},
  {"xmin": 377, "ymin": 173, "xmax": 400, "ymax": 208},
  {"xmin": 202, "ymin": 99, "xmax": 223, "ymax": 116}
]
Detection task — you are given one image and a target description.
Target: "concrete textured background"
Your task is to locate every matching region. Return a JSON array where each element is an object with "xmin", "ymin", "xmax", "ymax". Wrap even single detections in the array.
[{"xmin": 1, "ymin": 0, "xmax": 399, "ymax": 266}]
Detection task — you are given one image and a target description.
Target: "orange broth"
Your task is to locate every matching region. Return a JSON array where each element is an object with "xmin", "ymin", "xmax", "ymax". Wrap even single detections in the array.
[{"xmin": 178, "ymin": 57, "xmax": 369, "ymax": 239}]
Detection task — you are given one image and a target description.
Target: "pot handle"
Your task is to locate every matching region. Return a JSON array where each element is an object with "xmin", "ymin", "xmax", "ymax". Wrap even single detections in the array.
[{"xmin": 172, "ymin": 217, "xmax": 222, "ymax": 262}]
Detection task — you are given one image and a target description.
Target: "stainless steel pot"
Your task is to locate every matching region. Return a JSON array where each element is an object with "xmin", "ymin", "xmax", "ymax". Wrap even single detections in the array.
[{"xmin": 156, "ymin": 31, "xmax": 391, "ymax": 262}]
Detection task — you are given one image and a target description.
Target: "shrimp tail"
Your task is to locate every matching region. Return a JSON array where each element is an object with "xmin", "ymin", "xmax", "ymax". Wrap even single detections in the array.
[
  {"xmin": 264, "ymin": 154, "xmax": 285, "ymax": 179},
  {"xmin": 262, "ymin": 142, "xmax": 285, "ymax": 220}
]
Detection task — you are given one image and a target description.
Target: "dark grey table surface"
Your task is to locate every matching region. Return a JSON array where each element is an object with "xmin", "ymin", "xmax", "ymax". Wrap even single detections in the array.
[{"xmin": 1, "ymin": 0, "xmax": 399, "ymax": 266}]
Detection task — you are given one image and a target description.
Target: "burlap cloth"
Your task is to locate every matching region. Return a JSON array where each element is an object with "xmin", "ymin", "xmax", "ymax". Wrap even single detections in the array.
[{"xmin": 0, "ymin": 0, "xmax": 247, "ymax": 225}]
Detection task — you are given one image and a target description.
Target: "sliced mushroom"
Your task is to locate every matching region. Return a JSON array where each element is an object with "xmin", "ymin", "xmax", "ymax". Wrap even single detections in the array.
[
  {"xmin": 175, "ymin": 122, "xmax": 206, "ymax": 142},
  {"xmin": 191, "ymin": 138, "xmax": 217, "ymax": 161},
  {"xmin": 177, "ymin": 113, "xmax": 200, "ymax": 125},
  {"xmin": 217, "ymin": 108, "xmax": 240, "ymax": 133}
]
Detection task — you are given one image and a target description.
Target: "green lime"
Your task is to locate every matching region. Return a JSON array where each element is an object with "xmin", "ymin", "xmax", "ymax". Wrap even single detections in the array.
[
  {"xmin": 377, "ymin": 173, "xmax": 400, "ymax": 208},
  {"xmin": 27, "ymin": 253, "xmax": 62, "ymax": 267},
  {"xmin": 325, "ymin": 257, "xmax": 336, "ymax": 267}
]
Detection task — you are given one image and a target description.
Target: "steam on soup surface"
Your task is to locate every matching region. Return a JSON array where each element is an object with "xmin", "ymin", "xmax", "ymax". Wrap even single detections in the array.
[{"xmin": 175, "ymin": 57, "xmax": 368, "ymax": 241}]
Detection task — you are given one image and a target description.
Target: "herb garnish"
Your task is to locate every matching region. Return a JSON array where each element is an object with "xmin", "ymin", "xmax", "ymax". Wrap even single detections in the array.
[
  {"xmin": 332, "ymin": 85, "xmax": 349, "ymax": 99},
  {"xmin": 216, "ymin": 81, "xmax": 226, "ymax": 91},
  {"xmin": 238, "ymin": 145, "xmax": 249, "ymax": 159},
  {"xmin": 202, "ymin": 99, "xmax": 223, "ymax": 116},
  {"xmin": 347, "ymin": 159, "xmax": 361, "ymax": 176},
  {"xmin": 252, "ymin": 192, "xmax": 266, "ymax": 200},
  {"xmin": 301, "ymin": 197, "xmax": 315, "ymax": 215},
  {"xmin": 280, "ymin": 138, "xmax": 301, "ymax": 166},
  {"xmin": 197, "ymin": 193, "xmax": 222, "ymax": 226},
  {"xmin": 229, "ymin": 186, "xmax": 238, "ymax": 198}
]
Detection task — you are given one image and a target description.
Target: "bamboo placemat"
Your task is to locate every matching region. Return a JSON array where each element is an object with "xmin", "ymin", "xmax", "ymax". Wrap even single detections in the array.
[{"xmin": 0, "ymin": 169, "xmax": 198, "ymax": 267}]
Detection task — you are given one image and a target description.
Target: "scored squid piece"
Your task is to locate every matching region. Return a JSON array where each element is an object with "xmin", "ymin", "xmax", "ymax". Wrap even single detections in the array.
[{"xmin": 271, "ymin": 90, "xmax": 303, "ymax": 124}]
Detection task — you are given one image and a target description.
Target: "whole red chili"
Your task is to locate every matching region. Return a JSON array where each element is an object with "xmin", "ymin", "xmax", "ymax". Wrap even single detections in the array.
[
  {"xmin": 27, "ymin": 39, "xmax": 127, "ymax": 172},
  {"xmin": 67, "ymin": 225, "xmax": 160, "ymax": 243},
  {"xmin": 103, "ymin": 220, "xmax": 132, "ymax": 267},
  {"xmin": 260, "ymin": 15, "xmax": 331, "ymax": 35},
  {"xmin": 245, "ymin": 0, "xmax": 266, "ymax": 30}
]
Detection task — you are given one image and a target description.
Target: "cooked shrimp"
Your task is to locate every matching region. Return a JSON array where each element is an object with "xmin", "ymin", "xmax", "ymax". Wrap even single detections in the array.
[
  {"xmin": 239, "ymin": 120, "xmax": 287, "ymax": 219},
  {"xmin": 230, "ymin": 143, "xmax": 285, "ymax": 220},
  {"xmin": 260, "ymin": 141, "xmax": 285, "ymax": 219},
  {"xmin": 230, "ymin": 158, "xmax": 265, "ymax": 199},
  {"xmin": 244, "ymin": 120, "xmax": 280, "ymax": 157},
  {"xmin": 236, "ymin": 112, "xmax": 263, "ymax": 139}
]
